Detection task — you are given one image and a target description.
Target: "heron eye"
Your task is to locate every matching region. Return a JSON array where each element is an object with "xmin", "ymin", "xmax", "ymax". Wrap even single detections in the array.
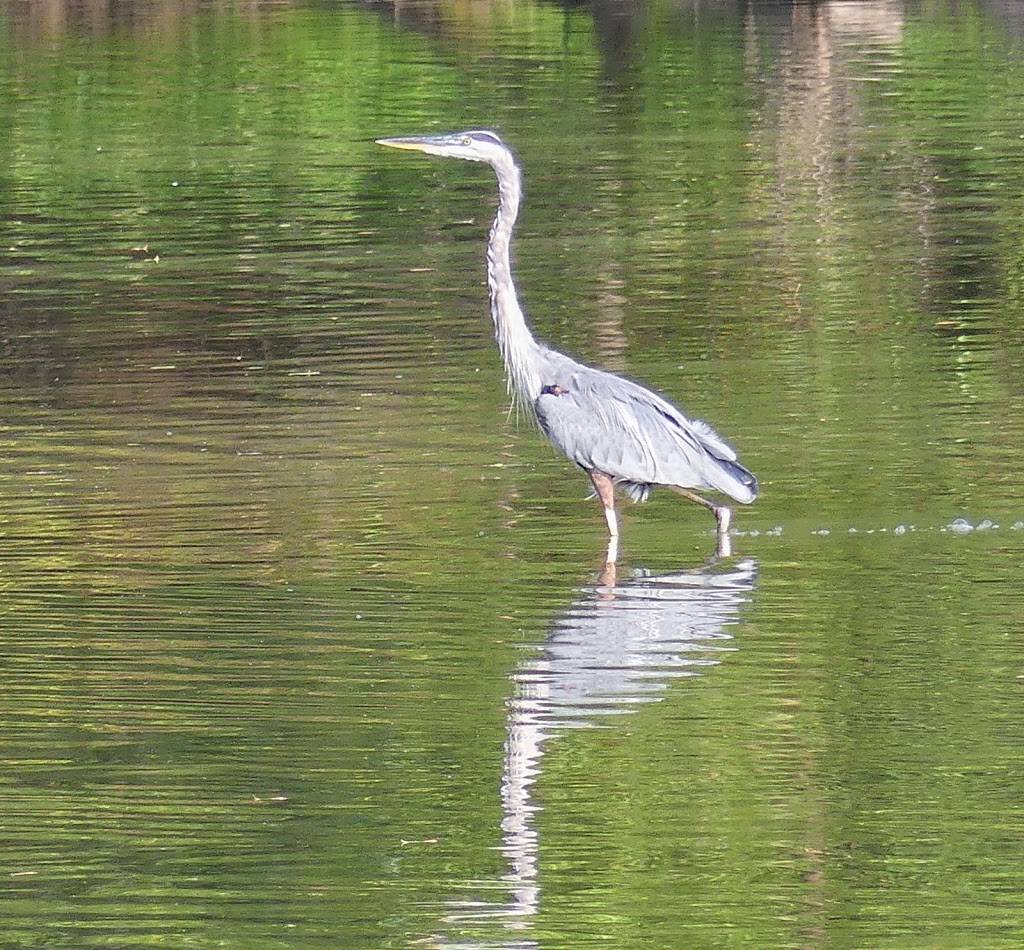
[{"xmin": 462, "ymin": 136, "xmax": 472, "ymax": 146}]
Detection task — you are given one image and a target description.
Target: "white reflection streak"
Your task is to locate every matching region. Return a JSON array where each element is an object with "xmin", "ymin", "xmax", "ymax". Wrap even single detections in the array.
[{"xmin": 444, "ymin": 559, "xmax": 757, "ymax": 947}]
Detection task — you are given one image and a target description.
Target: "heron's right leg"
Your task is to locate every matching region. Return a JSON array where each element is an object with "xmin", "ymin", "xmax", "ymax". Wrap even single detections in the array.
[
  {"xmin": 587, "ymin": 470, "xmax": 618, "ymax": 536},
  {"xmin": 588, "ymin": 470, "xmax": 619, "ymax": 564}
]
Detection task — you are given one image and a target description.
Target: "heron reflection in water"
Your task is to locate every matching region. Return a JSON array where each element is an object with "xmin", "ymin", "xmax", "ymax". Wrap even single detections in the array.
[
  {"xmin": 440, "ymin": 556, "xmax": 757, "ymax": 944},
  {"xmin": 377, "ymin": 131, "xmax": 757, "ymax": 561}
]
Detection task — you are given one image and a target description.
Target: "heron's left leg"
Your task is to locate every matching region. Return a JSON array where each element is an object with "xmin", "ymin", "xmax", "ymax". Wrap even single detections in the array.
[{"xmin": 670, "ymin": 487, "xmax": 732, "ymax": 555}]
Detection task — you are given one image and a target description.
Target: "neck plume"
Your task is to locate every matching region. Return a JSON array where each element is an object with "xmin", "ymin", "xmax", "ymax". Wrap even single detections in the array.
[{"xmin": 486, "ymin": 152, "xmax": 542, "ymax": 408}]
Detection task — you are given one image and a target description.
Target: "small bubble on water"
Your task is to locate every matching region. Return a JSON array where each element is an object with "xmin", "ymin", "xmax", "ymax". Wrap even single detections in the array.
[
  {"xmin": 813, "ymin": 528, "xmax": 830, "ymax": 536},
  {"xmin": 748, "ymin": 529, "xmax": 760, "ymax": 537},
  {"xmin": 949, "ymin": 518, "xmax": 973, "ymax": 534},
  {"xmin": 894, "ymin": 524, "xmax": 907, "ymax": 535},
  {"xmin": 977, "ymin": 519, "xmax": 995, "ymax": 531},
  {"xmin": 1012, "ymin": 521, "xmax": 1024, "ymax": 531},
  {"xmin": 848, "ymin": 527, "xmax": 858, "ymax": 534}
]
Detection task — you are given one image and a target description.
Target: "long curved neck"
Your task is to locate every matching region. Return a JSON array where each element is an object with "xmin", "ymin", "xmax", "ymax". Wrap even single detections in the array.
[{"xmin": 486, "ymin": 152, "xmax": 542, "ymax": 406}]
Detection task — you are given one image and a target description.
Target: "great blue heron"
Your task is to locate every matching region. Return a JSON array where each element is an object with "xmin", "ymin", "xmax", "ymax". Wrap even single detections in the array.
[{"xmin": 377, "ymin": 130, "xmax": 757, "ymax": 560}]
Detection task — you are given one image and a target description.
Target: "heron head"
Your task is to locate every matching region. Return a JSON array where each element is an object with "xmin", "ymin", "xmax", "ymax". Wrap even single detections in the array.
[{"xmin": 375, "ymin": 130, "xmax": 509, "ymax": 164}]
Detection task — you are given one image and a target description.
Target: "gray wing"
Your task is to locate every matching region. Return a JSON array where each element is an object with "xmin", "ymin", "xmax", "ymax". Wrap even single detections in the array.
[{"xmin": 534, "ymin": 364, "xmax": 757, "ymax": 503}]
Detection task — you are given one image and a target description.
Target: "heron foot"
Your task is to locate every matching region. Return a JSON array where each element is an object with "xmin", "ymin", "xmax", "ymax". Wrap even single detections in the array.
[
  {"xmin": 714, "ymin": 506, "xmax": 732, "ymax": 558},
  {"xmin": 598, "ymin": 556, "xmax": 617, "ymax": 587}
]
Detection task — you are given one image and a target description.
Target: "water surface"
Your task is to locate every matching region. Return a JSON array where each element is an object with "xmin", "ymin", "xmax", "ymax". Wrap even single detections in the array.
[{"xmin": 2, "ymin": 0, "xmax": 1024, "ymax": 946}]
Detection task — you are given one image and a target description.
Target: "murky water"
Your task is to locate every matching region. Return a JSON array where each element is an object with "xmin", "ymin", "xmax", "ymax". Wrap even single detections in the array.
[{"xmin": 3, "ymin": 0, "xmax": 1024, "ymax": 946}]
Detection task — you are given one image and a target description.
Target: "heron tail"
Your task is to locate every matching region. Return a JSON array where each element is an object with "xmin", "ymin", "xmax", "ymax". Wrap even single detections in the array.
[{"xmin": 712, "ymin": 458, "xmax": 758, "ymax": 504}]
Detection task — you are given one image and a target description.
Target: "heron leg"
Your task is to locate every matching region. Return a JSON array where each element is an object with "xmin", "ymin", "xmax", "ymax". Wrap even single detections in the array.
[
  {"xmin": 670, "ymin": 487, "xmax": 733, "ymax": 556},
  {"xmin": 587, "ymin": 471, "xmax": 619, "ymax": 561},
  {"xmin": 605, "ymin": 534, "xmax": 619, "ymax": 565}
]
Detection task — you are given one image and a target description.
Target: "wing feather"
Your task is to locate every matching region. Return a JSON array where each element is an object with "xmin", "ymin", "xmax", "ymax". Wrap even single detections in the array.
[{"xmin": 534, "ymin": 364, "xmax": 756, "ymax": 503}]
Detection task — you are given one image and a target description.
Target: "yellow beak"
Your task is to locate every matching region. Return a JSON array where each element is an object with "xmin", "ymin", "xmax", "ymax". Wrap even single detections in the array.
[{"xmin": 375, "ymin": 136, "xmax": 439, "ymax": 152}]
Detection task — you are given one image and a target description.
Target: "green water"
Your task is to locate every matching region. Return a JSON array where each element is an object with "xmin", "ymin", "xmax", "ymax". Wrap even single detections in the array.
[{"xmin": 2, "ymin": 0, "xmax": 1024, "ymax": 946}]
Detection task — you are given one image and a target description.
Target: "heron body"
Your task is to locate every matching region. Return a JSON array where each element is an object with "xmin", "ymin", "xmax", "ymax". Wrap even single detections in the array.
[{"xmin": 377, "ymin": 130, "xmax": 757, "ymax": 559}]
